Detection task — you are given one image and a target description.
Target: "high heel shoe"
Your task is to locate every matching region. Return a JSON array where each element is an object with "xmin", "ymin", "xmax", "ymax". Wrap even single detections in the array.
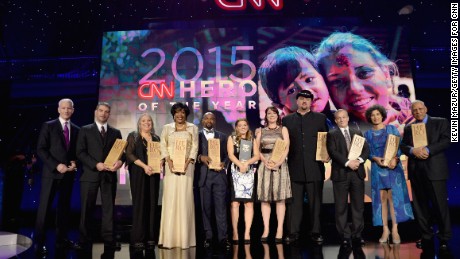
[
  {"xmin": 391, "ymin": 231, "xmax": 401, "ymax": 244},
  {"xmin": 379, "ymin": 227, "xmax": 390, "ymax": 243}
]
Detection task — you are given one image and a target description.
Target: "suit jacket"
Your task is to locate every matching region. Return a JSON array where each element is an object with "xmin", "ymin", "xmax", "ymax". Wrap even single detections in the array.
[
  {"xmin": 196, "ymin": 130, "xmax": 228, "ymax": 187},
  {"xmin": 400, "ymin": 116, "xmax": 450, "ymax": 181},
  {"xmin": 76, "ymin": 123, "xmax": 124, "ymax": 182},
  {"xmin": 37, "ymin": 119, "xmax": 80, "ymax": 179},
  {"xmin": 327, "ymin": 127, "xmax": 369, "ymax": 181},
  {"xmin": 282, "ymin": 111, "xmax": 328, "ymax": 182}
]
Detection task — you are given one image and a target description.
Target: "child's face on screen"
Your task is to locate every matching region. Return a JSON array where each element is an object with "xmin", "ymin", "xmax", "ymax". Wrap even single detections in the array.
[{"xmin": 277, "ymin": 58, "xmax": 329, "ymax": 113}]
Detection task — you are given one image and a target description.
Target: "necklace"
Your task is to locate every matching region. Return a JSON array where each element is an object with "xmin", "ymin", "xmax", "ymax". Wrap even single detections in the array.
[
  {"xmin": 267, "ymin": 125, "xmax": 279, "ymax": 130},
  {"xmin": 175, "ymin": 123, "xmax": 186, "ymax": 131}
]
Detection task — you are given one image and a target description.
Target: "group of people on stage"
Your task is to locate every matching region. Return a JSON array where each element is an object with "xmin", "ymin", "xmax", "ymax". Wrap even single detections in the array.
[{"xmin": 32, "ymin": 31, "xmax": 452, "ymax": 257}]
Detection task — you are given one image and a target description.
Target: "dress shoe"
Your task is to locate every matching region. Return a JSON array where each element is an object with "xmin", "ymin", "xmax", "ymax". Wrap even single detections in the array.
[
  {"xmin": 56, "ymin": 239, "xmax": 76, "ymax": 249},
  {"xmin": 275, "ymin": 238, "xmax": 283, "ymax": 244},
  {"xmin": 203, "ymin": 239, "xmax": 212, "ymax": 248},
  {"xmin": 146, "ymin": 241, "xmax": 156, "ymax": 250},
  {"xmin": 284, "ymin": 234, "xmax": 299, "ymax": 243},
  {"xmin": 35, "ymin": 245, "xmax": 47, "ymax": 256},
  {"xmin": 104, "ymin": 241, "xmax": 121, "ymax": 251},
  {"xmin": 260, "ymin": 236, "xmax": 268, "ymax": 243},
  {"xmin": 391, "ymin": 231, "xmax": 401, "ymax": 244},
  {"xmin": 379, "ymin": 226, "xmax": 390, "ymax": 243},
  {"xmin": 311, "ymin": 233, "xmax": 324, "ymax": 244},
  {"xmin": 219, "ymin": 238, "xmax": 231, "ymax": 250},
  {"xmin": 352, "ymin": 237, "xmax": 364, "ymax": 248},
  {"xmin": 420, "ymin": 238, "xmax": 434, "ymax": 251},
  {"xmin": 130, "ymin": 242, "xmax": 145, "ymax": 249},
  {"xmin": 415, "ymin": 239, "xmax": 422, "ymax": 249},
  {"xmin": 243, "ymin": 239, "xmax": 251, "ymax": 244},
  {"xmin": 439, "ymin": 240, "xmax": 450, "ymax": 251},
  {"xmin": 340, "ymin": 238, "xmax": 351, "ymax": 248}
]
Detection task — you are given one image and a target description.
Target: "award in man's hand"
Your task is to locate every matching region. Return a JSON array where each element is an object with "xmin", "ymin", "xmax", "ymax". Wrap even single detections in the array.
[
  {"xmin": 104, "ymin": 139, "xmax": 127, "ymax": 167},
  {"xmin": 347, "ymin": 135, "xmax": 365, "ymax": 160},
  {"xmin": 316, "ymin": 132, "xmax": 329, "ymax": 161},
  {"xmin": 382, "ymin": 134, "xmax": 400, "ymax": 166},
  {"xmin": 172, "ymin": 138, "xmax": 187, "ymax": 173},
  {"xmin": 208, "ymin": 138, "xmax": 221, "ymax": 170},
  {"xmin": 411, "ymin": 123, "xmax": 428, "ymax": 148},
  {"xmin": 269, "ymin": 139, "xmax": 287, "ymax": 164},
  {"xmin": 147, "ymin": 141, "xmax": 162, "ymax": 173}
]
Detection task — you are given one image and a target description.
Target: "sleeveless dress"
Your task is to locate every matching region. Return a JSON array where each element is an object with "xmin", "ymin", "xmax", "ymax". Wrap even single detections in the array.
[
  {"xmin": 228, "ymin": 136, "xmax": 256, "ymax": 202},
  {"xmin": 364, "ymin": 125, "xmax": 414, "ymax": 226},
  {"xmin": 257, "ymin": 127, "xmax": 292, "ymax": 202}
]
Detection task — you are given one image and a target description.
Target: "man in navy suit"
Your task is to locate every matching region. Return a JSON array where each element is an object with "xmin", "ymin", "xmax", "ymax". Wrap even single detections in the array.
[
  {"xmin": 197, "ymin": 112, "xmax": 230, "ymax": 250},
  {"xmin": 401, "ymin": 100, "xmax": 452, "ymax": 253},
  {"xmin": 35, "ymin": 98, "xmax": 80, "ymax": 255},
  {"xmin": 76, "ymin": 102, "xmax": 124, "ymax": 251},
  {"xmin": 326, "ymin": 109, "xmax": 369, "ymax": 251}
]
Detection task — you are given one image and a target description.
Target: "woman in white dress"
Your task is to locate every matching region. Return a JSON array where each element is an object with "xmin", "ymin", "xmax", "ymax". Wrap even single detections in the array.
[{"xmin": 159, "ymin": 103, "xmax": 198, "ymax": 249}]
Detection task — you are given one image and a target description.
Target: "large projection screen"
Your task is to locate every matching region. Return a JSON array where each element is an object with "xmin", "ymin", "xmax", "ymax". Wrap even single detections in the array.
[{"xmin": 99, "ymin": 19, "xmax": 415, "ymax": 204}]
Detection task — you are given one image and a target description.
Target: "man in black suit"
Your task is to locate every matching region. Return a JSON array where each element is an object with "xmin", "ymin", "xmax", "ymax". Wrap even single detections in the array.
[
  {"xmin": 401, "ymin": 100, "xmax": 451, "ymax": 252},
  {"xmin": 197, "ymin": 112, "xmax": 230, "ymax": 250},
  {"xmin": 35, "ymin": 98, "xmax": 80, "ymax": 255},
  {"xmin": 326, "ymin": 109, "xmax": 369, "ymax": 249},
  {"xmin": 281, "ymin": 90, "xmax": 329, "ymax": 244},
  {"xmin": 76, "ymin": 102, "xmax": 124, "ymax": 250}
]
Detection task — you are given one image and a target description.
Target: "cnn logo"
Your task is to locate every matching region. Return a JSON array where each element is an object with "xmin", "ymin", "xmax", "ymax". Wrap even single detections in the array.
[{"xmin": 215, "ymin": 0, "xmax": 283, "ymax": 11}]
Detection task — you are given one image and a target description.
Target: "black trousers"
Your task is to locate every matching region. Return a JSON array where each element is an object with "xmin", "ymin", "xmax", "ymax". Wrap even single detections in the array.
[
  {"xmin": 200, "ymin": 171, "xmax": 228, "ymax": 241},
  {"xmin": 410, "ymin": 170, "xmax": 452, "ymax": 241},
  {"xmin": 35, "ymin": 174, "xmax": 74, "ymax": 244},
  {"xmin": 332, "ymin": 172, "xmax": 364, "ymax": 239},
  {"xmin": 286, "ymin": 180, "xmax": 323, "ymax": 236},
  {"xmin": 129, "ymin": 170, "xmax": 160, "ymax": 244},
  {"xmin": 79, "ymin": 173, "xmax": 117, "ymax": 243}
]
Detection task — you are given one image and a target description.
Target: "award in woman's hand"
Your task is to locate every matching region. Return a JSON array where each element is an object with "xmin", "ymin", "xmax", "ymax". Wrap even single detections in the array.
[
  {"xmin": 269, "ymin": 139, "xmax": 286, "ymax": 164},
  {"xmin": 147, "ymin": 141, "xmax": 162, "ymax": 173},
  {"xmin": 172, "ymin": 138, "xmax": 187, "ymax": 174},
  {"xmin": 382, "ymin": 134, "xmax": 400, "ymax": 166}
]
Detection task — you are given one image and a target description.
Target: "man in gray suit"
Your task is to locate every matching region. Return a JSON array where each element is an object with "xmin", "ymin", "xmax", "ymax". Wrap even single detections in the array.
[
  {"xmin": 76, "ymin": 102, "xmax": 124, "ymax": 251},
  {"xmin": 197, "ymin": 112, "xmax": 230, "ymax": 250}
]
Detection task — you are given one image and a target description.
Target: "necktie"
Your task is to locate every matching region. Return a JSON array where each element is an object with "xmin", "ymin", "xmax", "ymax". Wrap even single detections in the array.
[
  {"xmin": 101, "ymin": 125, "xmax": 106, "ymax": 139},
  {"xmin": 63, "ymin": 122, "xmax": 70, "ymax": 150},
  {"xmin": 344, "ymin": 129, "xmax": 351, "ymax": 151}
]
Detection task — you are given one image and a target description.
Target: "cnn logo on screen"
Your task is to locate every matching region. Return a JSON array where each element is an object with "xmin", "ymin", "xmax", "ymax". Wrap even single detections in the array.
[{"xmin": 215, "ymin": 0, "xmax": 283, "ymax": 11}]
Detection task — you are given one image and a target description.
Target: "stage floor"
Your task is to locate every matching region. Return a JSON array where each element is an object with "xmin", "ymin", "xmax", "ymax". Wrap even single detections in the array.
[{"xmin": 13, "ymin": 228, "xmax": 459, "ymax": 258}]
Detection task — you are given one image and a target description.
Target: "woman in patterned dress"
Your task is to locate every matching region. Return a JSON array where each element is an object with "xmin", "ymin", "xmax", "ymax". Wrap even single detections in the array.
[
  {"xmin": 227, "ymin": 118, "xmax": 260, "ymax": 243},
  {"xmin": 255, "ymin": 107, "xmax": 292, "ymax": 243},
  {"xmin": 364, "ymin": 105, "xmax": 414, "ymax": 244}
]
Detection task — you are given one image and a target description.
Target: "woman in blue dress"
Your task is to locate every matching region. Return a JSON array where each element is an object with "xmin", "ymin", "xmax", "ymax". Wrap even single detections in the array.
[{"xmin": 364, "ymin": 105, "xmax": 414, "ymax": 244}]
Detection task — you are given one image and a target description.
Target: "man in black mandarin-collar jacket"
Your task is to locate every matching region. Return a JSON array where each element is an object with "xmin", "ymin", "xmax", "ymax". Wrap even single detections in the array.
[
  {"xmin": 281, "ymin": 90, "xmax": 329, "ymax": 244},
  {"xmin": 196, "ymin": 112, "xmax": 230, "ymax": 249},
  {"xmin": 400, "ymin": 100, "xmax": 451, "ymax": 251},
  {"xmin": 76, "ymin": 102, "xmax": 124, "ymax": 249},
  {"xmin": 34, "ymin": 98, "xmax": 80, "ymax": 254}
]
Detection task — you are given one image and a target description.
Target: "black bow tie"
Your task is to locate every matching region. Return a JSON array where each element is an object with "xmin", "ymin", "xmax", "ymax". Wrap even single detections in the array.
[{"xmin": 204, "ymin": 129, "xmax": 214, "ymax": 134}]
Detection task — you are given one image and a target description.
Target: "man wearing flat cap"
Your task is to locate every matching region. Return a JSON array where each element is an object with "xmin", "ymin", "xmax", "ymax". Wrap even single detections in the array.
[{"xmin": 281, "ymin": 90, "xmax": 329, "ymax": 244}]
